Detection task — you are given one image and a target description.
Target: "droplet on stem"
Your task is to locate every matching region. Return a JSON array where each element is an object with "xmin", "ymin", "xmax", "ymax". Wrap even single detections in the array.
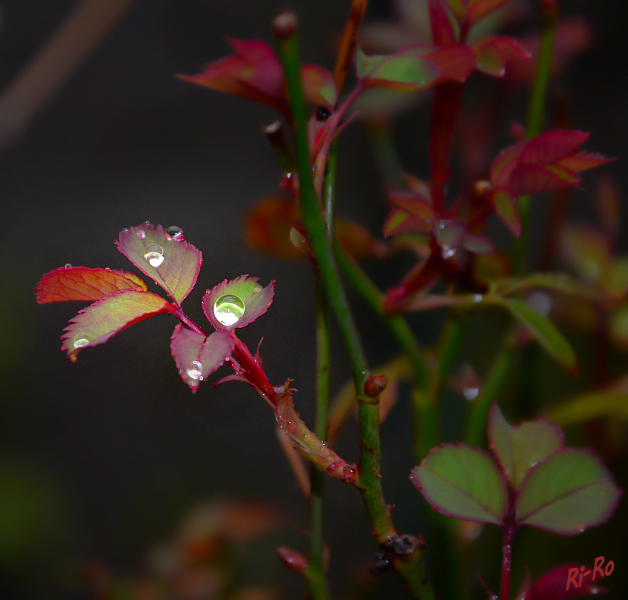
[
  {"xmin": 186, "ymin": 360, "xmax": 203, "ymax": 380},
  {"xmin": 214, "ymin": 295, "xmax": 245, "ymax": 326},
  {"xmin": 144, "ymin": 244, "xmax": 165, "ymax": 267}
]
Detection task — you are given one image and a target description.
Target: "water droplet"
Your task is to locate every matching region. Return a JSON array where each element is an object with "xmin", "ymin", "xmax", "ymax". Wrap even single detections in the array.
[
  {"xmin": 438, "ymin": 220, "xmax": 446, "ymax": 230},
  {"xmin": 473, "ymin": 294, "xmax": 483, "ymax": 303},
  {"xmin": 64, "ymin": 263, "xmax": 72, "ymax": 269},
  {"xmin": 144, "ymin": 244, "xmax": 165, "ymax": 267},
  {"xmin": 186, "ymin": 360, "xmax": 203, "ymax": 380},
  {"xmin": 165, "ymin": 225, "xmax": 185, "ymax": 241},
  {"xmin": 137, "ymin": 229, "xmax": 146, "ymax": 241},
  {"xmin": 105, "ymin": 267, "xmax": 112, "ymax": 271},
  {"xmin": 121, "ymin": 228, "xmax": 129, "ymax": 233},
  {"xmin": 442, "ymin": 247, "xmax": 456, "ymax": 259},
  {"xmin": 214, "ymin": 295, "xmax": 245, "ymax": 326},
  {"xmin": 575, "ymin": 524, "xmax": 586, "ymax": 533},
  {"xmin": 144, "ymin": 220, "xmax": 151, "ymax": 225},
  {"xmin": 463, "ymin": 387, "xmax": 479, "ymax": 401},
  {"xmin": 73, "ymin": 334, "xmax": 89, "ymax": 349},
  {"xmin": 322, "ymin": 441, "xmax": 328, "ymax": 447}
]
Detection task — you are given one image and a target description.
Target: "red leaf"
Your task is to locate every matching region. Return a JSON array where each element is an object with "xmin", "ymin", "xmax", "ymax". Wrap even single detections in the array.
[
  {"xmin": 518, "ymin": 130, "xmax": 590, "ymax": 166},
  {"xmin": 202, "ymin": 275, "xmax": 274, "ymax": 331},
  {"xmin": 170, "ymin": 325, "xmax": 235, "ymax": 392},
  {"xmin": 427, "ymin": 44, "xmax": 476, "ymax": 82},
  {"xmin": 523, "ymin": 564, "xmax": 608, "ymax": 599},
  {"xmin": 510, "ymin": 164, "xmax": 580, "ymax": 197},
  {"xmin": 61, "ymin": 290, "xmax": 172, "ymax": 362},
  {"xmin": 389, "ymin": 190, "xmax": 436, "ymax": 220},
  {"xmin": 490, "ymin": 140, "xmax": 527, "ymax": 187},
  {"xmin": 116, "ymin": 223, "xmax": 202, "ymax": 305},
  {"xmin": 383, "ymin": 208, "xmax": 432, "ymax": 237},
  {"xmin": 491, "ymin": 187, "xmax": 521, "ymax": 236},
  {"xmin": 36, "ymin": 267, "xmax": 146, "ymax": 304}
]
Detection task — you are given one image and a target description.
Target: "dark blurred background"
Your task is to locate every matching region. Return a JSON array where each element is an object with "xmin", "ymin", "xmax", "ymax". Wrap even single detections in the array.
[{"xmin": 0, "ymin": 1, "xmax": 626, "ymax": 598}]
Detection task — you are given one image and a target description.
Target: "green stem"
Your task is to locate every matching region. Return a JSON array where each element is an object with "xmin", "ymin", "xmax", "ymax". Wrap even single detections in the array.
[
  {"xmin": 305, "ymin": 139, "xmax": 338, "ymax": 600},
  {"xmin": 464, "ymin": 339, "xmax": 517, "ymax": 448},
  {"xmin": 512, "ymin": 1, "xmax": 559, "ymax": 275},
  {"xmin": 275, "ymin": 13, "xmax": 433, "ymax": 598}
]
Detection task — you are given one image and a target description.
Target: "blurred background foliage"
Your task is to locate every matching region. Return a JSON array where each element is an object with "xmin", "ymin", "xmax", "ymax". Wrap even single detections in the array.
[{"xmin": 0, "ymin": 0, "xmax": 627, "ymax": 598}]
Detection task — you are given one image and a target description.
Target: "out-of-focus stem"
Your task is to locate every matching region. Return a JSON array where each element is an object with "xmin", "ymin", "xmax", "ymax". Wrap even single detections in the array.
[
  {"xmin": 333, "ymin": 0, "xmax": 369, "ymax": 94},
  {"xmin": 264, "ymin": 120, "xmax": 297, "ymax": 174},
  {"xmin": 274, "ymin": 12, "xmax": 433, "ymax": 597},
  {"xmin": 464, "ymin": 339, "xmax": 517, "ymax": 448},
  {"xmin": 512, "ymin": 1, "xmax": 560, "ymax": 275},
  {"xmin": 0, "ymin": 0, "xmax": 137, "ymax": 150}
]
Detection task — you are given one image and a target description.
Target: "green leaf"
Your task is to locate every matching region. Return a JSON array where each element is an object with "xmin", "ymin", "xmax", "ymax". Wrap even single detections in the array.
[
  {"xmin": 491, "ymin": 272, "xmax": 612, "ymax": 303},
  {"xmin": 489, "ymin": 404, "xmax": 564, "ymax": 489},
  {"xmin": 498, "ymin": 298, "xmax": 577, "ymax": 373},
  {"xmin": 202, "ymin": 275, "xmax": 274, "ymax": 330},
  {"xmin": 355, "ymin": 47, "xmax": 387, "ymax": 79},
  {"xmin": 516, "ymin": 449, "xmax": 622, "ymax": 534},
  {"xmin": 410, "ymin": 444, "xmax": 507, "ymax": 525},
  {"xmin": 491, "ymin": 187, "xmax": 520, "ymax": 236},
  {"xmin": 545, "ymin": 389, "xmax": 628, "ymax": 427},
  {"xmin": 116, "ymin": 223, "xmax": 202, "ymax": 305},
  {"xmin": 364, "ymin": 55, "xmax": 440, "ymax": 92},
  {"xmin": 61, "ymin": 290, "xmax": 172, "ymax": 361}
]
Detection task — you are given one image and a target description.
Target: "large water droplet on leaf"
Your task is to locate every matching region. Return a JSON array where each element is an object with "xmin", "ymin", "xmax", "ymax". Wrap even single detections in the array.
[
  {"xmin": 73, "ymin": 334, "xmax": 89, "ymax": 349},
  {"xmin": 144, "ymin": 244, "xmax": 165, "ymax": 267},
  {"xmin": 165, "ymin": 225, "xmax": 185, "ymax": 241},
  {"xmin": 137, "ymin": 229, "xmax": 146, "ymax": 240},
  {"xmin": 214, "ymin": 295, "xmax": 245, "ymax": 326},
  {"xmin": 186, "ymin": 360, "xmax": 203, "ymax": 380}
]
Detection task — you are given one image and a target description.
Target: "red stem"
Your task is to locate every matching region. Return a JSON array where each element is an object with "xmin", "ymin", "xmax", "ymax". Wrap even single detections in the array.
[
  {"xmin": 429, "ymin": 82, "xmax": 465, "ymax": 214},
  {"xmin": 499, "ymin": 492, "xmax": 516, "ymax": 600},
  {"xmin": 231, "ymin": 336, "xmax": 277, "ymax": 406}
]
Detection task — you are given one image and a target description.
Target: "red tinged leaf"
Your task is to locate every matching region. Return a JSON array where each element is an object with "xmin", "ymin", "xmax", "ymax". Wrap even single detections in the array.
[
  {"xmin": 492, "ymin": 187, "xmax": 521, "ymax": 236},
  {"xmin": 518, "ymin": 130, "xmax": 590, "ymax": 166},
  {"xmin": 509, "ymin": 164, "xmax": 580, "ymax": 197},
  {"xmin": 116, "ymin": 224, "xmax": 202, "ymax": 306},
  {"xmin": 202, "ymin": 275, "xmax": 274, "ymax": 331},
  {"xmin": 472, "ymin": 36, "xmax": 531, "ymax": 77},
  {"xmin": 364, "ymin": 55, "xmax": 441, "ymax": 92},
  {"xmin": 61, "ymin": 290, "xmax": 173, "ymax": 362},
  {"xmin": 520, "ymin": 564, "xmax": 607, "ymax": 599},
  {"xmin": 36, "ymin": 267, "xmax": 146, "ymax": 303},
  {"xmin": 557, "ymin": 151, "xmax": 614, "ymax": 174},
  {"xmin": 383, "ymin": 208, "xmax": 432, "ymax": 237},
  {"xmin": 300, "ymin": 64, "xmax": 337, "ymax": 108},
  {"xmin": 426, "ymin": 44, "xmax": 476, "ymax": 83},
  {"xmin": 170, "ymin": 325, "xmax": 235, "ymax": 392},
  {"xmin": 490, "ymin": 140, "xmax": 527, "ymax": 188},
  {"xmin": 389, "ymin": 190, "xmax": 436, "ymax": 220}
]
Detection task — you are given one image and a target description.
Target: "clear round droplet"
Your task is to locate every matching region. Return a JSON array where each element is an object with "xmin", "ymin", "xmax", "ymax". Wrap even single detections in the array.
[
  {"xmin": 144, "ymin": 220, "xmax": 151, "ymax": 225},
  {"xmin": 186, "ymin": 360, "xmax": 203, "ymax": 380},
  {"xmin": 165, "ymin": 225, "xmax": 185, "ymax": 241},
  {"xmin": 144, "ymin": 244, "xmax": 165, "ymax": 267},
  {"xmin": 64, "ymin": 263, "xmax": 72, "ymax": 269},
  {"xmin": 137, "ymin": 229, "xmax": 146, "ymax": 241},
  {"xmin": 73, "ymin": 334, "xmax": 89, "ymax": 349},
  {"xmin": 214, "ymin": 295, "xmax": 245, "ymax": 326},
  {"xmin": 121, "ymin": 228, "xmax": 129, "ymax": 233}
]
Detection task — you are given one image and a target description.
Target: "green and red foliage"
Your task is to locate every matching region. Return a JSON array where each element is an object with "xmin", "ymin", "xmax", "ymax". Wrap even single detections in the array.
[{"xmin": 36, "ymin": 0, "xmax": 626, "ymax": 599}]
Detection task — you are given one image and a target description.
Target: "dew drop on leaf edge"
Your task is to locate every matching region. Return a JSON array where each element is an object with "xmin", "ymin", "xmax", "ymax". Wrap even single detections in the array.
[
  {"xmin": 186, "ymin": 360, "xmax": 203, "ymax": 381},
  {"xmin": 214, "ymin": 295, "xmax": 245, "ymax": 326},
  {"xmin": 73, "ymin": 334, "xmax": 89, "ymax": 349},
  {"xmin": 144, "ymin": 244, "xmax": 165, "ymax": 268},
  {"xmin": 165, "ymin": 225, "xmax": 185, "ymax": 241},
  {"xmin": 64, "ymin": 263, "xmax": 72, "ymax": 269}
]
